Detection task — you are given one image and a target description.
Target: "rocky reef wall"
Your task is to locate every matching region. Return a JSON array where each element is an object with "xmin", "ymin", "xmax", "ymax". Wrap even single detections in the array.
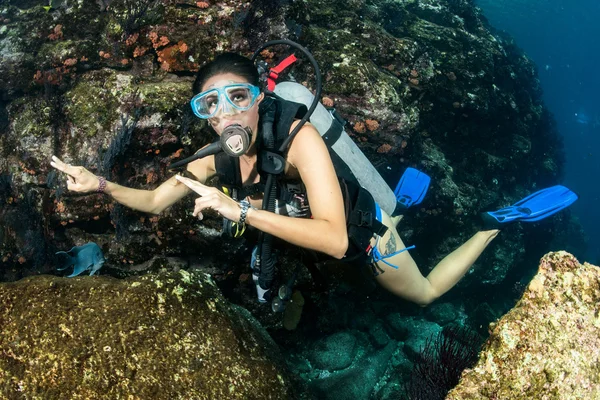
[{"xmin": 0, "ymin": 0, "xmax": 583, "ymax": 319}]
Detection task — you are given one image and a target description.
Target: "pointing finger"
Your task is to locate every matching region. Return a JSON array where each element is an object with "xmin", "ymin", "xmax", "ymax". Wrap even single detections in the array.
[
  {"xmin": 51, "ymin": 156, "xmax": 79, "ymax": 176},
  {"xmin": 50, "ymin": 155, "xmax": 68, "ymax": 173}
]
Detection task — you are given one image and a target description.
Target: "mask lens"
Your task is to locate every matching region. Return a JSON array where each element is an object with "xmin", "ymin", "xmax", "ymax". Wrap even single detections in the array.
[
  {"xmin": 191, "ymin": 89, "xmax": 219, "ymax": 118},
  {"xmin": 226, "ymin": 86, "xmax": 253, "ymax": 110}
]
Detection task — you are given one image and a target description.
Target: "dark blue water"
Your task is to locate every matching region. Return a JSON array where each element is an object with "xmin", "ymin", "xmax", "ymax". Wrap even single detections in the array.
[{"xmin": 476, "ymin": 0, "xmax": 600, "ymax": 263}]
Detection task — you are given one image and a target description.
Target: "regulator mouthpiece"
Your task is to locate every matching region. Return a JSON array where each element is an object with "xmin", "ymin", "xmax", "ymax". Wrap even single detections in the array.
[{"xmin": 221, "ymin": 124, "xmax": 252, "ymax": 157}]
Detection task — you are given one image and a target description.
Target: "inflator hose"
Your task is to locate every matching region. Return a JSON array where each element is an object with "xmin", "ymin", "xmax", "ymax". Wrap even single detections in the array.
[{"xmin": 251, "ymin": 39, "xmax": 323, "ymax": 292}]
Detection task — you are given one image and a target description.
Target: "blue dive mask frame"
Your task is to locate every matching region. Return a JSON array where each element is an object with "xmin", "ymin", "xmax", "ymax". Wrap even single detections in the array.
[{"xmin": 190, "ymin": 83, "xmax": 261, "ymax": 119}]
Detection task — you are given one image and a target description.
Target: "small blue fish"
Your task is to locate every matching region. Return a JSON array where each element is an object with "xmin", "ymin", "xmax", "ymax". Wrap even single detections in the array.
[{"xmin": 56, "ymin": 242, "xmax": 105, "ymax": 277}]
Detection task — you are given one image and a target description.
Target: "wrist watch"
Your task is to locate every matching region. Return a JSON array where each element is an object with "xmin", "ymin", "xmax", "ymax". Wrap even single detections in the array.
[{"xmin": 239, "ymin": 199, "xmax": 251, "ymax": 225}]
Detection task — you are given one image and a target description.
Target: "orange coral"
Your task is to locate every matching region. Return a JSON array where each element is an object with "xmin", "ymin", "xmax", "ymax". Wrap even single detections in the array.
[
  {"xmin": 156, "ymin": 41, "xmax": 193, "ymax": 72},
  {"xmin": 365, "ymin": 119, "xmax": 379, "ymax": 131},
  {"xmin": 410, "ymin": 69, "xmax": 419, "ymax": 78},
  {"xmin": 48, "ymin": 24, "xmax": 63, "ymax": 41},
  {"xmin": 99, "ymin": 51, "xmax": 111, "ymax": 59},
  {"xmin": 353, "ymin": 121, "xmax": 366, "ymax": 134},
  {"xmin": 196, "ymin": 1, "xmax": 209, "ymax": 8},
  {"xmin": 149, "ymin": 31, "xmax": 170, "ymax": 49},
  {"xmin": 121, "ymin": 58, "xmax": 130, "ymax": 65},
  {"xmin": 158, "ymin": 36, "xmax": 170, "ymax": 47},
  {"xmin": 401, "ymin": 140, "xmax": 408, "ymax": 149},
  {"xmin": 322, "ymin": 96, "xmax": 334, "ymax": 107},
  {"xmin": 133, "ymin": 46, "xmax": 149, "ymax": 58},
  {"xmin": 377, "ymin": 143, "xmax": 392, "ymax": 154},
  {"xmin": 18, "ymin": 161, "xmax": 36, "ymax": 175},
  {"xmin": 409, "ymin": 78, "xmax": 419, "ymax": 86},
  {"xmin": 260, "ymin": 49, "xmax": 275, "ymax": 59},
  {"xmin": 172, "ymin": 148, "xmax": 184, "ymax": 159},
  {"xmin": 55, "ymin": 201, "xmax": 66, "ymax": 213},
  {"xmin": 18, "ymin": 256, "xmax": 26, "ymax": 264},
  {"xmin": 125, "ymin": 33, "xmax": 139, "ymax": 46},
  {"xmin": 160, "ymin": 62, "xmax": 170, "ymax": 71},
  {"xmin": 33, "ymin": 67, "xmax": 68, "ymax": 86},
  {"xmin": 63, "ymin": 58, "xmax": 77, "ymax": 67}
]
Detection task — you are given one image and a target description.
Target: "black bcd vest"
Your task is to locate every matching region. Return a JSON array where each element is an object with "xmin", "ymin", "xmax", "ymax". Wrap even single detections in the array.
[{"xmin": 214, "ymin": 96, "xmax": 387, "ymax": 261}]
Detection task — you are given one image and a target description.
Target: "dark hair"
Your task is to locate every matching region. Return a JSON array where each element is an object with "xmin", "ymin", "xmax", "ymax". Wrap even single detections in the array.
[{"xmin": 192, "ymin": 53, "xmax": 260, "ymax": 94}]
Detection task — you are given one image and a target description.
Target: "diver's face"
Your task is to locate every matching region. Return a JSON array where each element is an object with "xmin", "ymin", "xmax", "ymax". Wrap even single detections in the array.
[{"xmin": 201, "ymin": 73, "xmax": 264, "ymax": 136}]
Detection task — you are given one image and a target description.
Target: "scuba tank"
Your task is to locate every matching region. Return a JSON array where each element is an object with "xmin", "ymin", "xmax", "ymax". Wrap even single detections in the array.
[{"xmin": 273, "ymin": 82, "xmax": 397, "ymax": 215}]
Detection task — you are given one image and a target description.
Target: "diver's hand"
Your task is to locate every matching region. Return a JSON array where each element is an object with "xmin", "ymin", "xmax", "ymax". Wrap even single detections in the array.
[
  {"xmin": 175, "ymin": 175, "xmax": 242, "ymax": 222},
  {"xmin": 50, "ymin": 155, "xmax": 100, "ymax": 193}
]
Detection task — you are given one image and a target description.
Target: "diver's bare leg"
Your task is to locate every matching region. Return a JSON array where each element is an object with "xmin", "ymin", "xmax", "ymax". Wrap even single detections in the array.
[
  {"xmin": 373, "ymin": 210, "xmax": 500, "ymax": 306},
  {"xmin": 390, "ymin": 214, "xmax": 403, "ymax": 226}
]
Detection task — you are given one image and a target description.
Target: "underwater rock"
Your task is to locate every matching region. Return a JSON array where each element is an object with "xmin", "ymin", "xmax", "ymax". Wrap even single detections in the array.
[
  {"xmin": 0, "ymin": 269, "xmax": 295, "ymax": 398},
  {"xmin": 447, "ymin": 251, "xmax": 600, "ymax": 399},
  {"xmin": 310, "ymin": 341, "xmax": 396, "ymax": 400},
  {"xmin": 424, "ymin": 301, "xmax": 459, "ymax": 326},
  {"xmin": 309, "ymin": 331, "xmax": 358, "ymax": 371}
]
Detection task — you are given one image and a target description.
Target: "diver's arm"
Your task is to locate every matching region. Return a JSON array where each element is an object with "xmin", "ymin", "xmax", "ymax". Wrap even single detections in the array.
[
  {"xmin": 148, "ymin": 155, "xmax": 215, "ymax": 214},
  {"xmin": 103, "ymin": 176, "xmax": 187, "ymax": 214},
  {"xmin": 50, "ymin": 153, "xmax": 215, "ymax": 215},
  {"xmin": 245, "ymin": 125, "xmax": 349, "ymax": 259}
]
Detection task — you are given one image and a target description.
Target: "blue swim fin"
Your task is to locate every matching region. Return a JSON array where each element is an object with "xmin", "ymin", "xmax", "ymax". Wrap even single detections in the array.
[
  {"xmin": 481, "ymin": 185, "xmax": 578, "ymax": 229},
  {"xmin": 392, "ymin": 167, "xmax": 431, "ymax": 216}
]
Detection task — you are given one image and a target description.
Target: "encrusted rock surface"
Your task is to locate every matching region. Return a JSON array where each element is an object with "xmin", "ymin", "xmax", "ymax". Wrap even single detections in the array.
[
  {"xmin": 0, "ymin": 270, "xmax": 295, "ymax": 399},
  {"xmin": 447, "ymin": 251, "xmax": 600, "ymax": 399}
]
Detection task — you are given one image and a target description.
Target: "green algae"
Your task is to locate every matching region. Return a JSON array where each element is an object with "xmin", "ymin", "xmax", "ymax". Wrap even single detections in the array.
[
  {"xmin": 137, "ymin": 80, "xmax": 192, "ymax": 115},
  {"xmin": 9, "ymin": 97, "xmax": 53, "ymax": 139},
  {"xmin": 63, "ymin": 70, "xmax": 121, "ymax": 138}
]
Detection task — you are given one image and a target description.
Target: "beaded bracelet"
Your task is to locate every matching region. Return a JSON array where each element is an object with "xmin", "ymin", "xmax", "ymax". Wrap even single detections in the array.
[{"xmin": 97, "ymin": 176, "xmax": 107, "ymax": 194}]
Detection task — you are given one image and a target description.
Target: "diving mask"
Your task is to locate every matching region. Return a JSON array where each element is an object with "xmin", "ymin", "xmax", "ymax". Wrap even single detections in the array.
[{"xmin": 190, "ymin": 83, "xmax": 261, "ymax": 119}]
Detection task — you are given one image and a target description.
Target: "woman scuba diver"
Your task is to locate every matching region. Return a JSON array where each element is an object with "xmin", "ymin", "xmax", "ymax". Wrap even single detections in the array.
[{"xmin": 50, "ymin": 44, "xmax": 577, "ymax": 307}]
